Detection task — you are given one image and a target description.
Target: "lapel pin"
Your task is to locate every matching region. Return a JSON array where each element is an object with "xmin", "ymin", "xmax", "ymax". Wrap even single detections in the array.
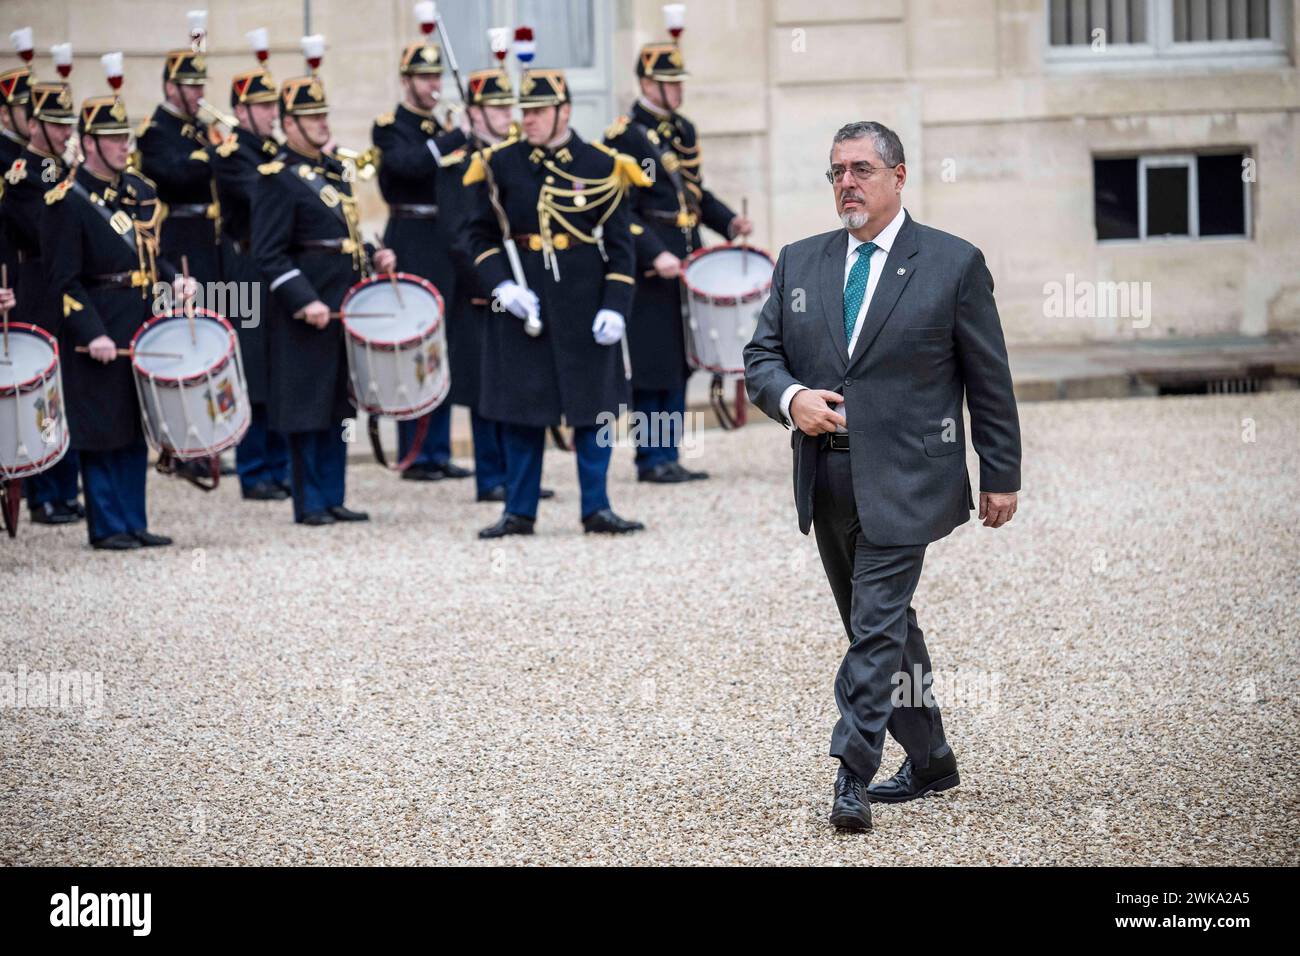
[{"xmin": 897, "ymin": 267, "xmax": 906, "ymax": 275}]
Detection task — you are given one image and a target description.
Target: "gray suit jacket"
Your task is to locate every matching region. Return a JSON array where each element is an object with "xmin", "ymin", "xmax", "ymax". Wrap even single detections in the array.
[{"xmin": 743, "ymin": 212, "xmax": 1021, "ymax": 545}]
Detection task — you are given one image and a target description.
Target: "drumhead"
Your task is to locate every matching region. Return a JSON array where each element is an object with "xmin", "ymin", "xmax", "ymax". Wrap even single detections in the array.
[
  {"xmin": 0, "ymin": 325, "xmax": 57, "ymax": 394},
  {"xmin": 684, "ymin": 246, "xmax": 774, "ymax": 302},
  {"xmin": 342, "ymin": 275, "xmax": 442, "ymax": 346},
  {"xmin": 134, "ymin": 313, "xmax": 233, "ymax": 381}
]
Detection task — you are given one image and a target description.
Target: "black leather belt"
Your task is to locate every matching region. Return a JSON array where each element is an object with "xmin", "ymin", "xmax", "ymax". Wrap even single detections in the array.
[
  {"xmin": 168, "ymin": 203, "xmax": 216, "ymax": 218},
  {"xmin": 292, "ymin": 238, "xmax": 357, "ymax": 254},
  {"xmin": 644, "ymin": 208, "xmax": 698, "ymax": 228},
  {"xmin": 822, "ymin": 432, "xmax": 850, "ymax": 451},
  {"xmin": 389, "ymin": 203, "xmax": 439, "ymax": 219},
  {"xmin": 86, "ymin": 270, "xmax": 150, "ymax": 290}
]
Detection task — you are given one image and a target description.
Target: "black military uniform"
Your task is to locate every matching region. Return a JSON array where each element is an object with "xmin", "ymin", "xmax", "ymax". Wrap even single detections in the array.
[
  {"xmin": 432, "ymin": 67, "xmax": 519, "ymax": 503},
  {"xmin": 604, "ymin": 42, "xmax": 739, "ymax": 482},
  {"xmin": 0, "ymin": 68, "xmax": 31, "ymax": 314},
  {"xmin": 1, "ymin": 79, "xmax": 83, "ymax": 522},
  {"xmin": 463, "ymin": 68, "xmax": 648, "ymax": 537},
  {"xmin": 136, "ymin": 50, "xmax": 222, "ymax": 285},
  {"xmin": 212, "ymin": 66, "xmax": 289, "ymax": 501},
  {"xmin": 42, "ymin": 92, "xmax": 177, "ymax": 550},
  {"xmin": 251, "ymin": 75, "xmax": 370, "ymax": 526},
  {"xmin": 370, "ymin": 40, "xmax": 470, "ymax": 482}
]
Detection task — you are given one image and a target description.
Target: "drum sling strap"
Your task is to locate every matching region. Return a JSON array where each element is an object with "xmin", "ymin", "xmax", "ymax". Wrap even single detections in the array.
[
  {"xmin": 69, "ymin": 181, "xmax": 139, "ymax": 256},
  {"xmin": 366, "ymin": 413, "xmax": 432, "ymax": 473},
  {"xmin": 1, "ymin": 479, "xmax": 19, "ymax": 538}
]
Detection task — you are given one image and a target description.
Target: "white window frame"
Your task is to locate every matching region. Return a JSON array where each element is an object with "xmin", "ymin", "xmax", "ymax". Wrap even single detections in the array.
[
  {"xmin": 1097, "ymin": 149, "xmax": 1252, "ymax": 245},
  {"xmin": 1138, "ymin": 153, "xmax": 1197, "ymax": 240},
  {"xmin": 1046, "ymin": 0, "xmax": 1290, "ymax": 71}
]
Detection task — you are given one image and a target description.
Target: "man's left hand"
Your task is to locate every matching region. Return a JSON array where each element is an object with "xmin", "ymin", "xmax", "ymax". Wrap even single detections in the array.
[
  {"xmin": 979, "ymin": 491, "xmax": 1018, "ymax": 528},
  {"xmin": 374, "ymin": 248, "xmax": 397, "ymax": 273},
  {"xmin": 729, "ymin": 216, "xmax": 754, "ymax": 239}
]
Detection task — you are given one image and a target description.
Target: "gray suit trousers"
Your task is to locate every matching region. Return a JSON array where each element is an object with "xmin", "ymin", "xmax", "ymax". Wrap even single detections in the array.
[{"xmin": 813, "ymin": 444, "xmax": 949, "ymax": 783}]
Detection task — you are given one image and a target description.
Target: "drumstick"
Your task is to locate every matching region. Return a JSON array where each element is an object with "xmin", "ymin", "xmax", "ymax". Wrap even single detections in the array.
[
  {"xmin": 374, "ymin": 233, "xmax": 404, "ymax": 308},
  {"xmin": 181, "ymin": 255, "xmax": 196, "ymax": 346},
  {"xmin": 75, "ymin": 346, "xmax": 184, "ymax": 359},
  {"xmin": 740, "ymin": 197, "xmax": 749, "ymax": 275},
  {"xmin": 328, "ymin": 311, "xmax": 396, "ymax": 320},
  {"xmin": 2, "ymin": 263, "xmax": 9, "ymax": 357}
]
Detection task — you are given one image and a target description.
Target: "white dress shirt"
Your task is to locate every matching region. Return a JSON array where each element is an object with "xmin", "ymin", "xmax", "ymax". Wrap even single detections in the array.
[{"xmin": 778, "ymin": 205, "xmax": 908, "ymax": 427}]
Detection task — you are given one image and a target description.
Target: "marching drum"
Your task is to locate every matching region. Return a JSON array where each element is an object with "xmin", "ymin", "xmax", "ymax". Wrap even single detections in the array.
[
  {"xmin": 341, "ymin": 273, "xmax": 449, "ymax": 421},
  {"xmin": 681, "ymin": 244, "xmax": 775, "ymax": 376},
  {"xmin": 0, "ymin": 323, "xmax": 69, "ymax": 480},
  {"xmin": 132, "ymin": 308, "xmax": 251, "ymax": 460}
]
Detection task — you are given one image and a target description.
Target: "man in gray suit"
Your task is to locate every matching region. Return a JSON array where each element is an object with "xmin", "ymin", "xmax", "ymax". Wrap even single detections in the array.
[{"xmin": 744, "ymin": 121, "xmax": 1022, "ymax": 832}]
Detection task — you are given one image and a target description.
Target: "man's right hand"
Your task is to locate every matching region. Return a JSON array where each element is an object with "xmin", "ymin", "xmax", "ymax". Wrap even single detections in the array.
[
  {"xmin": 790, "ymin": 388, "xmax": 846, "ymax": 436},
  {"xmin": 652, "ymin": 251, "xmax": 681, "ymax": 279},
  {"xmin": 87, "ymin": 335, "xmax": 118, "ymax": 364},
  {"xmin": 297, "ymin": 300, "xmax": 331, "ymax": 329},
  {"xmin": 492, "ymin": 281, "xmax": 540, "ymax": 321}
]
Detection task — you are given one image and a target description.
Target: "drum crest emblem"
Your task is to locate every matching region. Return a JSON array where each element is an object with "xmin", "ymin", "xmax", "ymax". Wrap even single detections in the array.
[{"xmin": 205, "ymin": 377, "xmax": 237, "ymax": 422}]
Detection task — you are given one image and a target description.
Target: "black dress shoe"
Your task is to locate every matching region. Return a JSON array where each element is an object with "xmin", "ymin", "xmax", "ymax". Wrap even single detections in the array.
[
  {"xmin": 299, "ymin": 511, "xmax": 336, "ymax": 526},
  {"xmin": 830, "ymin": 768, "xmax": 872, "ymax": 831},
  {"xmin": 133, "ymin": 530, "xmax": 173, "ymax": 547},
  {"xmin": 328, "ymin": 506, "xmax": 369, "ymax": 522},
  {"xmin": 242, "ymin": 481, "xmax": 290, "ymax": 501},
  {"xmin": 478, "ymin": 513, "xmax": 535, "ymax": 539},
  {"xmin": 637, "ymin": 462, "xmax": 692, "ymax": 484},
  {"xmin": 476, "ymin": 485, "xmax": 555, "ymax": 503},
  {"xmin": 435, "ymin": 461, "xmax": 473, "ymax": 479},
  {"xmin": 29, "ymin": 501, "xmax": 79, "ymax": 525},
  {"xmin": 867, "ymin": 750, "xmax": 959, "ymax": 803},
  {"xmin": 400, "ymin": 465, "xmax": 443, "ymax": 481},
  {"xmin": 91, "ymin": 533, "xmax": 142, "ymax": 551},
  {"xmin": 581, "ymin": 508, "xmax": 645, "ymax": 534},
  {"xmin": 65, "ymin": 499, "xmax": 86, "ymax": 518},
  {"xmin": 274, "ymin": 480, "xmax": 292, "ymax": 496},
  {"xmin": 667, "ymin": 461, "xmax": 710, "ymax": 481}
]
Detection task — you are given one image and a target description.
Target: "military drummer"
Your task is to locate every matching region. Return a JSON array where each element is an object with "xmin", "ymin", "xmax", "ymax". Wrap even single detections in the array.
[{"xmin": 251, "ymin": 72, "xmax": 395, "ymax": 526}]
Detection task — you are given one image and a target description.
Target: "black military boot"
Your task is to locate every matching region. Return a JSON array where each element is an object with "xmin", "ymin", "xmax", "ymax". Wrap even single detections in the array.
[
  {"xmin": 829, "ymin": 766, "xmax": 872, "ymax": 831},
  {"xmin": 866, "ymin": 749, "xmax": 959, "ymax": 803},
  {"xmin": 581, "ymin": 508, "xmax": 644, "ymax": 534},
  {"xmin": 478, "ymin": 513, "xmax": 535, "ymax": 539}
]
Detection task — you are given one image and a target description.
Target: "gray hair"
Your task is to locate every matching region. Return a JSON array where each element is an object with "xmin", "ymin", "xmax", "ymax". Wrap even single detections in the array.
[{"xmin": 830, "ymin": 121, "xmax": 905, "ymax": 167}]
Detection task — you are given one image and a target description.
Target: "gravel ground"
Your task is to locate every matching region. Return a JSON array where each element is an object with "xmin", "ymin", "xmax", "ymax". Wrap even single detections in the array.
[{"xmin": 2, "ymin": 392, "xmax": 1297, "ymax": 866}]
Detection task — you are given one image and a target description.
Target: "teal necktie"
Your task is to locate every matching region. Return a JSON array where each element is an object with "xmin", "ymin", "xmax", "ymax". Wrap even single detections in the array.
[{"xmin": 843, "ymin": 241, "xmax": 877, "ymax": 348}]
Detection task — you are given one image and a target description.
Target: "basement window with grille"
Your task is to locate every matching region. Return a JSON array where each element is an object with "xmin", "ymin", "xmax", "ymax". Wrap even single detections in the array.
[{"xmin": 1093, "ymin": 151, "xmax": 1252, "ymax": 242}]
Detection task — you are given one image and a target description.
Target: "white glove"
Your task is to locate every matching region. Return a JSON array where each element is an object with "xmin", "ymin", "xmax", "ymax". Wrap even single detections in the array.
[
  {"xmin": 592, "ymin": 309, "xmax": 625, "ymax": 346},
  {"xmin": 492, "ymin": 280, "xmax": 540, "ymax": 321}
]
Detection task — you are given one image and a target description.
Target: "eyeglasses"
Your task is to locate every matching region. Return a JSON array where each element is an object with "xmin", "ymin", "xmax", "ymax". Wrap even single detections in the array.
[{"xmin": 825, "ymin": 161, "xmax": 899, "ymax": 185}]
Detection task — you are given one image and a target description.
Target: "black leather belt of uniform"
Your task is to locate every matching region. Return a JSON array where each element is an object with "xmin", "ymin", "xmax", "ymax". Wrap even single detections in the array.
[
  {"xmin": 643, "ymin": 208, "xmax": 698, "ymax": 227},
  {"xmin": 168, "ymin": 203, "xmax": 215, "ymax": 218},
  {"xmin": 86, "ymin": 271, "xmax": 150, "ymax": 290},
  {"xmin": 389, "ymin": 203, "xmax": 439, "ymax": 219},
  {"xmin": 821, "ymin": 432, "xmax": 850, "ymax": 451},
  {"xmin": 511, "ymin": 233, "xmax": 572, "ymax": 251},
  {"xmin": 293, "ymin": 238, "xmax": 356, "ymax": 254}
]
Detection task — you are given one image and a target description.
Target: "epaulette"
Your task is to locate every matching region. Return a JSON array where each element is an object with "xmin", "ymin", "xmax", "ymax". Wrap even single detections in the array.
[
  {"xmin": 462, "ymin": 138, "xmax": 516, "ymax": 186},
  {"xmin": 592, "ymin": 141, "xmax": 653, "ymax": 189},
  {"xmin": 3, "ymin": 157, "xmax": 27, "ymax": 185},
  {"xmin": 258, "ymin": 160, "xmax": 284, "ymax": 176},
  {"xmin": 605, "ymin": 115, "xmax": 630, "ymax": 140},
  {"xmin": 439, "ymin": 147, "xmax": 467, "ymax": 168},
  {"xmin": 44, "ymin": 177, "xmax": 72, "ymax": 205},
  {"xmin": 189, "ymin": 149, "xmax": 210, "ymax": 163},
  {"xmin": 375, "ymin": 111, "xmax": 395, "ymax": 127},
  {"xmin": 216, "ymin": 137, "xmax": 239, "ymax": 158},
  {"xmin": 127, "ymin": 170, "xmax": 158, "ymax": 190},
  {"xmin": 135, "ymin": 117, "xmax": 152, "ymax": 138}
]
